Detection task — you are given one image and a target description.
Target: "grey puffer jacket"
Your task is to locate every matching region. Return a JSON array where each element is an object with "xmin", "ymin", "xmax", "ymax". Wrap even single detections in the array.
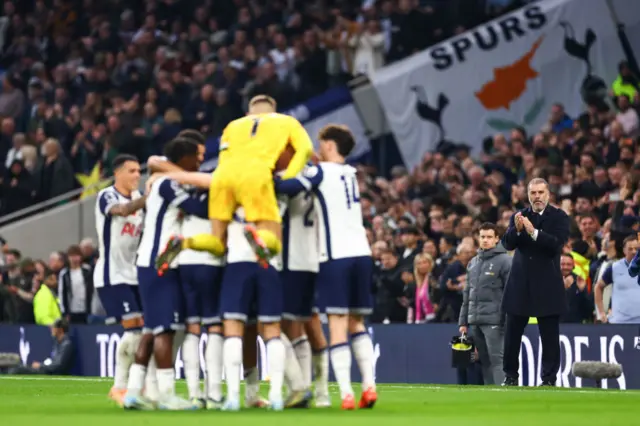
[{"xmin": 459, "ymin": 244, "xmax": 512, "ymax": 326}]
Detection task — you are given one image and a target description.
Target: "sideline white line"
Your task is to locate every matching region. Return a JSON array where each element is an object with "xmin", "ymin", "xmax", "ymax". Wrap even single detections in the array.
[{"xmin": 0, "ymin": 376, "xmax": 635, "ymax": 395}]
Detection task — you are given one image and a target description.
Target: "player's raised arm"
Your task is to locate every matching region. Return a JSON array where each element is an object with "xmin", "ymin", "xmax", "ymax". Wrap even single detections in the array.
[
  {"xmin": 153, "ymin": 171, "xmax": 212, "ymax": 189},
  {"xmin": 275, "ymin": 164, "xmax": 323, "ymax": 196},
  {"xmin": 282, "ymin": 118, "xmax": 314, "ymax": 180},
  {"xmin": 157, "ymin": 178, "xmax": 208, "ymax": 217},
  {"xmin": 147, "ymin": 155, "xmax": 184, "ymax": 173}
]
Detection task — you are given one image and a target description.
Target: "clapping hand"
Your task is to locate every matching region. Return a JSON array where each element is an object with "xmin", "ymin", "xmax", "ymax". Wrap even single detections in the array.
[
  {"xmin": 514, "ymin": 212, "xmax": 524, "ymax": 232},
  {"xmin": 521, "ymin": 216, "xmax": 535, "ymax": 234}
]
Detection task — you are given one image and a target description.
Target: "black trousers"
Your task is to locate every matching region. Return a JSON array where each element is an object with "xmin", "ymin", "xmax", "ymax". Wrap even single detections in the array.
[{"xmin": 503, "ymin": 313, "xmax": 560, "ymax": 383}]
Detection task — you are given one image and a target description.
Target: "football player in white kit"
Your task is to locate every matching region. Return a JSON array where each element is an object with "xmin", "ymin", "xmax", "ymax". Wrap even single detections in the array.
[
  {"xmin": 93, "ymin": 154, "xmax": 146, "ymax": 406},
  {"xmin": 124, "ymin": 137, "xmax": 207, "ymax": 411},
  {"xmin": 280, "ymin": 124, "xmax": 377, "ymax": 410},
  {"xmin": 274, "ymin": 164, "xmax": 331, "ymax": 407}
]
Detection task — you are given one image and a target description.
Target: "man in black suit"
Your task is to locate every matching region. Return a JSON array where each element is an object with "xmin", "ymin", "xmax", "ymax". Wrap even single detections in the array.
[{"xmin": 501, "ymin": 178, "xmax": 570, "ymax": 386}]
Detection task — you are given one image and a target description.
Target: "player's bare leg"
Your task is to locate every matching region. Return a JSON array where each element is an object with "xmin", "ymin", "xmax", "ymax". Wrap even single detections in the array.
[
  {"xmin": 348, "ymin": 315, "xmax": 377, "ymax": 408},
  {"xmin": 123, "ymin": 333, "xmax": 155, "ymax": 410},
  {"xmin": 242, "ymin": 324, "xmax": 268, "ymax": 408},
  {"xmin": 304, "ymin": 314, "xmax": 331, "ymax": 407},
  {"xmin": 222, "ymin": 319, "xmax": 244, "ymax": 411},
  {"xmin": 260, "ymin": 321, "xmax": 286, "ymax": 410},
  {"xmin": 205, "ymin": 324, "xmax": 224, "ymax": 409},
  {"xmin": 183, "ymin": 323, "xmax": 204, "ymax": 407},
  {"xmin": 327, "ymin": 313, "xmax": 355, "ymax": 410},
  {"xmin": 110, "ymin": 316, "xmax": 143, "ymax": 406},
  {"xmin": 244, "ymin": 221, "xmax": 282, "ymax": 268}
]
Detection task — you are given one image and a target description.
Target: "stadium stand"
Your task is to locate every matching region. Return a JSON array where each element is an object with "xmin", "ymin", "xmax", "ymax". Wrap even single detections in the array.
[{"xmin": 1, "ymin": 0, "xmax": 640, "ymax": 333}]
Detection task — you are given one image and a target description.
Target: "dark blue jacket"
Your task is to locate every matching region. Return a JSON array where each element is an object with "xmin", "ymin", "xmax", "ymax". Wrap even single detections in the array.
[{"xmin": 502, "ymin": 205, "xmax": 570, "ymax": 317}]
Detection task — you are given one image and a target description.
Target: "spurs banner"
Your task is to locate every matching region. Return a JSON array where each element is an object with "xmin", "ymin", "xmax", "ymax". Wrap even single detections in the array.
[
  {"xmin": 2, "ymin": 324, "xmax": 640, "ymax": 389},
  {"xmin": 370, "ymin": 0, "xmax": 637, "ymax": 170}
]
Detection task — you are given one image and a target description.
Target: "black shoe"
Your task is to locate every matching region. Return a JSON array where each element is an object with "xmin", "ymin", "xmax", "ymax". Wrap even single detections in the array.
[
  {"xmin": 502, "ymin": 377, "xmax": 518, "ymax": 386},
  {"xmin": 539, "ymin": 380, "xmax": 556, "ymax": 387}
]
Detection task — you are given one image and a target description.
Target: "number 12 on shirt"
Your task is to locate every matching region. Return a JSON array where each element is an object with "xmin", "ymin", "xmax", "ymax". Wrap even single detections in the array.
[{"xmin": 340, "ymin": 175, "xmax": 360, "ymax": 209}]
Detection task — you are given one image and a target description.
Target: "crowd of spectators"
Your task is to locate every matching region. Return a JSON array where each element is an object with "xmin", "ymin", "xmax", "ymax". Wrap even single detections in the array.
[
  {"xmin": 364, "ymin": 60, "xmax": 640, "ymax": 325},
  {"xmin": 0, "ymin": 0, "xmax": 529, "ymax": 217}
]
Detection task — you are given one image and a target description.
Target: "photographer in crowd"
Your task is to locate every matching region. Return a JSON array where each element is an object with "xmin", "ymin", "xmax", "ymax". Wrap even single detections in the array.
[{"xmin": 458, "ymin": 223, "xmax": 511, "ymax": 385}]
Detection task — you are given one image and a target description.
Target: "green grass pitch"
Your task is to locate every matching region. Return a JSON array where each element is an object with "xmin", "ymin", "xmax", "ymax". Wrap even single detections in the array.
[{"xmin": 0, "ymin": 377, "xmax": 635, "ymax": 426}]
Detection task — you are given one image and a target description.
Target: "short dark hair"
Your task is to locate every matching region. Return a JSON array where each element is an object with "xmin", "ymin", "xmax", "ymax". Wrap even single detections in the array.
[
  {"xmin": 112, "ymin": 154, "xmax": 139, "ymax": 171},
  {"xmin": 67, "ymin": 245, "xmax": 82, "ymax": 257},
  {"xmin": 163, "ymin": 137, "xmax": 200, "ymax": 164},
  {"xmin": 478, "ymin": 222, "xmax": 499, "ymax": 236},
  {"xmin": 318, "ymin": 124, "xmax": 355, "ymax": 158},
  {"xmin": 7, "ymin": 249, "xmax": 21, "ymax": 259},
  {"xmin": 178, "ymin": 129, "xmax": 205, "ymax": 144},
  {"xmin": 623, "ymin": 234, "xmax": 636, "ymax": 248}
]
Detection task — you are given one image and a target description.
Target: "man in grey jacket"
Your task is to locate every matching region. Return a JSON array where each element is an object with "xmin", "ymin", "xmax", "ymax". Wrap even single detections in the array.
[{"xmin": 459, "ymin": 222, "xmax": 512, "ymax": 385}]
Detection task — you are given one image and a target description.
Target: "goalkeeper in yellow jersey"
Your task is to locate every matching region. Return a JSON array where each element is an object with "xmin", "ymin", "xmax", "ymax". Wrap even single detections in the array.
[{"xmin": 154, "ymin": 95, "xmax": 313, "ymax": 270}]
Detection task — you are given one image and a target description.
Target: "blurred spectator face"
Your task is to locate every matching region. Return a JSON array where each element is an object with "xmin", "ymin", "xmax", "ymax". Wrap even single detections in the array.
[
  {"xmin": 457, "ymin": 244, "xmax": 475, "ymax": 264},
  {"xmin": 5, "ymin": 252, "xmax": 19, "ymax": 268},
  {"xmin": 238, "ymin": 7, "xmax": 251, "ymax": 25},
  {"xmin": 79, "ymin": 240, "xmax": 95, "ymax": 259},
  {"xmin": 608, "ymin": 166, "xmax": 622, "ymax": 185},
  {"xmin": 550, "ymin": 104, "xmax": 565, "ymax": 124},
  {"xmin": 415, "ymin": 254, "xmax": 433, "ymax": 276},
  {"xmin": 372, "ymin": 241, "xmax": 387, "ymax": 259},
  {"xmin": 398, "ymin": 0, "xmax": 411, "ymax": 12},
  {"xmin": 274, "ymin": 33, "xmax": 287, "ymax": 50},
  {"xmin": 458, "ymin": 216, "xmax": 473, "ymax": 235},
  {"xmin": 400, "ymin": 230, "xmax": 418, "ymax": 248},
  {"xmin": 44, "ymin": 272, "xmax": 57, "ymax": 289},
  {"xmin": 115, "ymin": 160, "xmax": 142, "ymax": 193},
  {"xmin": 579, "ymin": 216, "xmax": 598, "ymax": 239},
  {"xmin": 380, "ymin": 251, "xmax": 398, "ymax": 270},
  {"xmin": 43, "ymin": 139, "xmax": 60, "ymax": 158},
  {"xmin": 422, "ymin": 240, "xmax": 437, "ymax": 258},
  {"xmin": 143, "ymin": 14, "xmax": 156, "ymax": 31},
  {"xmin": 610, "ymin": 121, "xmax": 624, "ymax": 139},
  {"xmin": 372, "ymin": 215, "xmax": 384, "ymax": 231},
  {"xmin": 478, "ymin": 228, "xmax": 499, "ymax": 250},
  {"xmin": 68, "ymin": 252, "xmax": 82, "ymax": 268},
  {"xmin": 108, "ymin": 116, "xmax": 120, "ymax": 132},
  {"xmin": 580, "ymin": 154, "xmax": 595, "ymax": 171},
  {"xmin": 617, "ymin": 95, "xmax": 630, "ymax": 111},
  {"xmin": 201, "ymin": 84, "xmax": 214, "ymax": 101},
  {"xmin": 560, "ymin": 254, "xmax": 574, "ymax": 276},
  {"xmin": 593, "ymin": 167, "xmax": 607, "ymax": 186},
  {"xmin": 48, "ymin": 252, "xmax": 64, "ymax": 272},
  {"xmin": 574, "ymin": 197, "xmax": 593, "ymax": 214},
  {"xmin": 216, "ymin": 90, "xmax": 228, "ymax": 106},
  {"xmin": 12, "ymin": 132, "xmax": 25, "ymax": 149},
  {"xmin": 303, "ymin": 30, "xmax": 316, "ymax": 49},
  {"xmin": 143, "ymin": 102, "xmax": 157, "ymax": 119},
  {"xmin": 2, "ymin": 118, "xmax": 15, "ymax": 135},
  {"xmin": 439, "ymin": 237, "xmax": 453, "ymax": 255},
  {"xmin": 235, "ymin": 30, "xmax": 247, "ymax": 45},
  {"xmin": 528, "ymin": 181, "xmax": 549, "ymax": 212},
  {"xmin": 146, "ymin": 88, "xmax": 158, "ymax": 103}
]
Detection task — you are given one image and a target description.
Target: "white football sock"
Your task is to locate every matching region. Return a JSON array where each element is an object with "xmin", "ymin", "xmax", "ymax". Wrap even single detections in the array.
[
  {"xmin": 266, "ymin": 337, "xmax": 285, "ymax": 402},
  {"xmin": 244, "ymin": 367, "xmax": 260, "ymax": 402},
  {"xmin": 312, "ymin": 348, "xmax": 329, "ymax": 396},
  {"xmin": 292, "ymin": 336, "xmax": 312, "ymax": 388},
  {"xmin": 172, "ymin": 329, "xmax": 186, "ymax": 364},
  {"xmin": 205, "ymin": 333, "xmax": 224, "ymax": 401},
  {"xmin": 351, "ymin": 332, "xmax": 376, "ymax": 390},
  {"xmin": 157, "ymin": 368, "xmax": 176, "ymax": 400},
  {"xmin": 144, "ymin": 356, "xmax": 159, "ymax": 401},
  {"xmin": 281, "ymin": 334, "xmax": 305, "ymax": 391},
  {"xmin": 114, "ymin": 331, "xmax": 139, "ymax": 389},
  {"xmin": 223, "ymin": 337, "xmax": 242, "ymax": 402},
  {"xmin": 330, "ymin": 344, "xmax": 354, "ymax": 398},
  {"xmin": 126, "ymin": 363, "xmax": 146, "ymax": 398},
  {"xmin": 182, "ymin": 333, "xmax": 202, "ymax": 399}
]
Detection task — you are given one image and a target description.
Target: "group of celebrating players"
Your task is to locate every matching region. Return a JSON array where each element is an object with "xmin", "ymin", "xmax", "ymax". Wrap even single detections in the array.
[{"xmin": 92, "ymin": 95, "xmax": 377, "ymax": 411}]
